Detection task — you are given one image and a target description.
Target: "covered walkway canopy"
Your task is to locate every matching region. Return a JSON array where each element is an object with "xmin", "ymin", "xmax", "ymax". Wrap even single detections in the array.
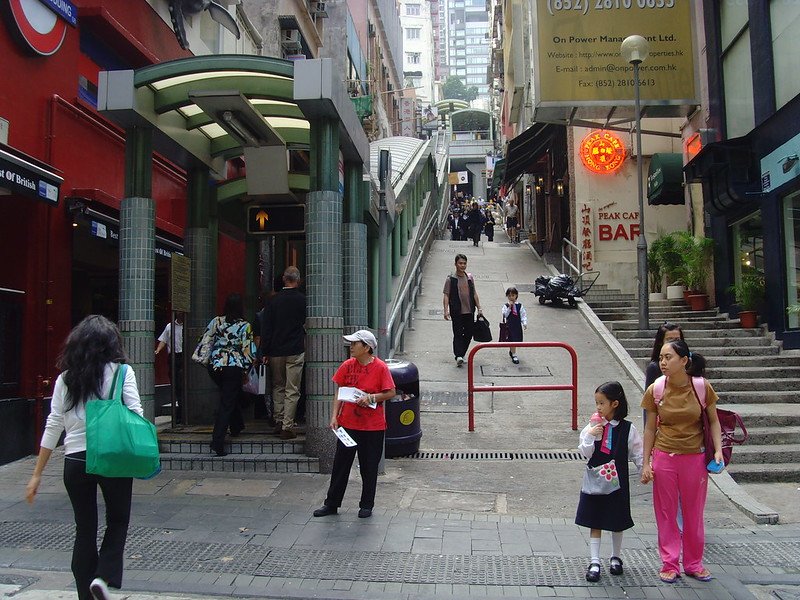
[
  {"xmin": 100, "ymin": 55, "xmax": 312, "ymax": 203},
  {"xmin": 501, "ymin": 123, "xmax": 555, "ymax": 186}
]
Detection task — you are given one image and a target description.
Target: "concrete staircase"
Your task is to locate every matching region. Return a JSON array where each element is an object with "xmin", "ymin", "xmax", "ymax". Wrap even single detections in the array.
[
  {"xmin": 583, "ymin": 284, "xmax": 800, "ymax": 483},
  {"xmin": 157, "ymin": 429, "xmax": 320, "ymax": 474}
]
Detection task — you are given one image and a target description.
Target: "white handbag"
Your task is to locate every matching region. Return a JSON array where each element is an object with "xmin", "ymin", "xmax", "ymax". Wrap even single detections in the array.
[{"xmin": 580, "ymin": 459, "xmax": 621, "ymax": 495}]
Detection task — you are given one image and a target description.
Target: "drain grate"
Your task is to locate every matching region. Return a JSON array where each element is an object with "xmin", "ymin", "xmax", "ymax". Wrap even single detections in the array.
[{"xmin": 406, "ymin": 451, "xmax": 584, "ymax": 461}]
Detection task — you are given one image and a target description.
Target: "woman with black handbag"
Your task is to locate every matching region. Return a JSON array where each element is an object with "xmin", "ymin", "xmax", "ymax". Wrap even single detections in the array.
[{"xmin": 26, "ymin": 315, "xmax": 142, "ymax": 600}]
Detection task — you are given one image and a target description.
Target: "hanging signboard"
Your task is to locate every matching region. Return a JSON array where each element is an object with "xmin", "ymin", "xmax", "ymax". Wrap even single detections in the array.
[{"xmin": 532, "ymin": 0, "xmax": 697, "ymax": 122}]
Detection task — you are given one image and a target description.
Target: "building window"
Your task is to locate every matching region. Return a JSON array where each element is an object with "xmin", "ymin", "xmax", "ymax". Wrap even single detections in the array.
[
  {"xmin": 406, "ymin": 3, "xmax": 421, "ymax": 15},
  {"xmin": 770, "ymin": 0, "xmax": 800, "ymax": 109},
  {"xmin": 783, "ymin": 192, "xmax": 800, "ymax": 328},
  {"xmin": 720, "ymin": 3, "xmax": 754, "ymax": 138},
  {"xmin": 407, "ymin": 52, "xmax": 421, "ymax": 64}
]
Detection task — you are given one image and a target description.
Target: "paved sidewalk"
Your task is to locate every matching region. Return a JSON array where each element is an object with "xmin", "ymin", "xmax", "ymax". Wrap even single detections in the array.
[{"xmin": 2, "ymin": 232, "xmax": 799, "ymax": 600}]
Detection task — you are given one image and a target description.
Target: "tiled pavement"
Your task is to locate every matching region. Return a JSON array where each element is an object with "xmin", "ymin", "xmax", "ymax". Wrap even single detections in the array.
[{"xmin": 2, "ymin": 234, "xmax": 800, "ymax": 600}]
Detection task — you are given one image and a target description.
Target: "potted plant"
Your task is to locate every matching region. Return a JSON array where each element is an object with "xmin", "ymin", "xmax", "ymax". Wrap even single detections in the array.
[
  {"xmin": 679, "ymin": 234, "xmax": 714, "ymax": 310},
  {"xmin": 647, "ymin": 244, "xmax": 665, "ymax": 301},
  {"xmin": 655, "ymin": 232, "xmax": 687, "ymax": 300},
  {"xmin": 730, "ymin": 273, "xmax": 765, "ymax": 328}
]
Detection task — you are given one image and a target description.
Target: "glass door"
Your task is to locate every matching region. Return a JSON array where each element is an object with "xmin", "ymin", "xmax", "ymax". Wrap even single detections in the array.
[{"xmin": 783, "ymin": 190, "xmax": 800, "ymax": 329}]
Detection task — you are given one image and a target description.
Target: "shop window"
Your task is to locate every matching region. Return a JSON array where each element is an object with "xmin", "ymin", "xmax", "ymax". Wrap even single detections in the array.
[
  {"xmin": 732, "ymin": 211, "xmax": 764, "ymax": 285},
  {"xmin": 782, "ymin": 190, "xmax": 800, "ymax": 328},
  {"xmin": 770, "ymin": 0, "xmax": 800, "ymax": 109},
  {"xmin": 720, "ymin": 4, "xmax": 754, "ymax": 138}
]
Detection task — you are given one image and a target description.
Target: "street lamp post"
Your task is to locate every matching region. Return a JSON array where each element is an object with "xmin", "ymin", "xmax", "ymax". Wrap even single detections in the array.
[{"xmin": 621, "ymin": 35, "xmax": 650, "ymax": 331}]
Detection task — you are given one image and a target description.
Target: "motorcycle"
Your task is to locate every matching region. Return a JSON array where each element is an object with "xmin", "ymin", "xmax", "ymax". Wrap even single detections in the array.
[{"xmin": 533, "ymin": 272, "xmax": 599, "ymax": 308}]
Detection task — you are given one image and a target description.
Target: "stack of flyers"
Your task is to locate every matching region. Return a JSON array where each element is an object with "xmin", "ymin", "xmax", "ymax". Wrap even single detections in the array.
[
  {"xmin": 334, "ymin": 427, "xmax": 357, "ymax": 447},
  {"xmin": 337, "ymin": 386, "xmax": 377, "ymax": 409}
]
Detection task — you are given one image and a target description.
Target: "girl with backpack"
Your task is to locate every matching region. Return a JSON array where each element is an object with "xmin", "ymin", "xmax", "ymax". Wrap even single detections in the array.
[{"xmin": 640, "ymin": 339, "xmax": 723, "ymax": 584}]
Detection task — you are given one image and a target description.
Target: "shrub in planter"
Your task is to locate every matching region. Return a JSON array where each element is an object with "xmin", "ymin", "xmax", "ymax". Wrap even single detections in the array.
[
  {"xmin": 654, "ymin": 232, "xmax": 687, "ymax": 288},
  {"xmin": 729, "ymin": 273, "xmax": 765, "ymax": 328},
  {"xmin": 678, "ymin": 233, "xmax": 714, "ymax": 293}
]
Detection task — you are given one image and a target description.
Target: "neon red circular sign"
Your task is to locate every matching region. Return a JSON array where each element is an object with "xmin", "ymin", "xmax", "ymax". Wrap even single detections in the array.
[
  {"xmin": 579, "ymin": 130, "xmax": 626, "ymax": 174},
  {"xmin": 7, "ymin": 0, "xmax": 68, "ymax": 56}
]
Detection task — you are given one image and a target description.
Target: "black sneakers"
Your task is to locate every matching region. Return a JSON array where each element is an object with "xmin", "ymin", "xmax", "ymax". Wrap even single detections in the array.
[
  {"xmin": 313, "ymin": 505, "xmax": 338, "ymax": 517},
  {"xmin": 89, "ymin": 578, "xmax": 111, "ymax": 600},
  {"xmin": 358, "ymin": 508, "xmax": 372, "ymax": 518}
]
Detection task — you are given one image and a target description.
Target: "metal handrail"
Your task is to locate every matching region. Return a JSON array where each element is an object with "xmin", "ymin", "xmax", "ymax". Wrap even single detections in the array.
[
  {"xmin": 466, "ymin": 341, "xmax": 579, "ymax": 432},
  {"xmin": 562, "ymin": 237, "xmax": 582, "ymax": 277},
  {"xmin": 386, "ymin": 191, "xmax": 445, "ymax": 357}
]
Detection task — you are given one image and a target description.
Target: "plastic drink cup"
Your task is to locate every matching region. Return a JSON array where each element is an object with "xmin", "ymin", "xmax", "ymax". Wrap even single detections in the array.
[{"xmin": 589, "ymin": 412, "xmax": 603, "ymax": 437}]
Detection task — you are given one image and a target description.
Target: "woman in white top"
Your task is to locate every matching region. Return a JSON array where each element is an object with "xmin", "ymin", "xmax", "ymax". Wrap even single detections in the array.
[{"xmin": 26, "ymin": 315, "xmax": 143, "ymax": 600}]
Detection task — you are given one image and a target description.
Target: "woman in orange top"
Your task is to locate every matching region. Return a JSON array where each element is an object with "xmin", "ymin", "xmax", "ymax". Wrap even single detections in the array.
[
  {"xmin": 640, "ymin": 339, "xmax": 722, "ymax": 584},
  {"xmin": 313, "ymin": 330, "xmax": 396, "ymax": 519}
]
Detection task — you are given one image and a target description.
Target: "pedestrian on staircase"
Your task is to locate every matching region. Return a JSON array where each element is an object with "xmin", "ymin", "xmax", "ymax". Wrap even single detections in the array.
[
  {"xmin": 640, "ymin": 339, "xmax": 722, "ymax": 584},
  {"xmin": 644, "ymin": 322, "xmax": 685, "ymax": 389},
  {"xmin": 443, "ymin": 254, "xmax": 484, "ymax": 367}
]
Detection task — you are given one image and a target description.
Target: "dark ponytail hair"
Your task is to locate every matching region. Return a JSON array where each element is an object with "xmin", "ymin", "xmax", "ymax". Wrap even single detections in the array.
[
  {"xmin": 650, "ymin": 322, "xmax": 684, "ymax": 363},
  {"xmin": 58, "ymin": 315, "xmax": 128, "ymax": 410},
  {"xmin": 223, "ymin": 293, "xmax": 244, "ymax": 322},
  {"xmin": 663, "ymin": 339, "xmax": 706, "ymax": 377},
  {"xmin": 595, "ymin": 381, "xmax": 628, "ymax": 420}
]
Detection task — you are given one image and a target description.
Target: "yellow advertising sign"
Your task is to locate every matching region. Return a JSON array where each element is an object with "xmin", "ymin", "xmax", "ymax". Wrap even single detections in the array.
[{"xmin": 534, "ymin": 0, "xmax": 696, "ymax": 118}]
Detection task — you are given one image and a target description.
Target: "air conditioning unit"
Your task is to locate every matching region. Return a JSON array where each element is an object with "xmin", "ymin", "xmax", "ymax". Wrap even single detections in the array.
[
  {"xmin": 281, "ymin": 29, "xmax": 302, "ymax": 53},
  {"xmin": 312, "ymin": 1, "xmax": 328, "ymax": 17}
]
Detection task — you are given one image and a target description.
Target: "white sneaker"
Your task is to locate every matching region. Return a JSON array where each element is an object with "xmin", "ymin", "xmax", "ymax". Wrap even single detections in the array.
[
  {"xmin": 90, "ymin": 578, "xmax": 111, "ymax": 600},
  {"xmin": 456, "ymin": 356, "xmax": 464, "ymax": 367}
]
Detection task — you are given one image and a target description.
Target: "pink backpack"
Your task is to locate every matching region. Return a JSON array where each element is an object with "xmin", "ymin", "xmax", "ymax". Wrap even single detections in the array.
[{"xmin": 651, "ymin": 375, "xmax": 748, "ymax": 465}]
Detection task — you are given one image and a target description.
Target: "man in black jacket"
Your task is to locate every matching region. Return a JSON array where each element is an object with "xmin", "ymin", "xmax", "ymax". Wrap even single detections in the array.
[{"xmin": 260, "ymin": 266, "xmax": 306, "ymax": 439}]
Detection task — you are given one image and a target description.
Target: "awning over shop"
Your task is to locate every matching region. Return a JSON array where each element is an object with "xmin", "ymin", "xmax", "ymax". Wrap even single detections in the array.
[
  {"xmin": 683, "ymin": 135, "xmax": 760, "ymax": 216},
  {"xmin": 0, "ymin": 143, "xmax": 62, "ymax": 205},
  {"xmin": 647, "ymin": 153, "xmax": 685, "ymax": 205},
  {"xmin": 489, "ymin": 158, "xmax": 506, "ymax": 195},
  {"xmin": 501, "ymin": 123, "xmax": 554, "ymax": 186}
]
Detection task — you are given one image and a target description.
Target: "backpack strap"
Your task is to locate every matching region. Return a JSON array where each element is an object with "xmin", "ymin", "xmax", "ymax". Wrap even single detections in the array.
[
  {"xmin": 653, "ymin": 375, "xmax": 666, "ymax": 406},
  {"xmin": 692, "ymin": 376, "xmax": 707, "ymax": 408}
]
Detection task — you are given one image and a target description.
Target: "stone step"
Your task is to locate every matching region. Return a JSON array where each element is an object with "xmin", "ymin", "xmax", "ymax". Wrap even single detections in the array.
[
  {"xmin": 725, "ymin": 404, "xmax": 800, "ymax": 427},
  {"xmin": 620, "ymin": 336, "xmax": 774, "ymax": 349},
  {"xmin": 586, "ymin": 299, "xmax": 687, "ymax": 309},
  {"xmin": 711, "ymin": 378, "xmax": 800, "ymax": 392},
  {"xmin": 726, "ymin": 463, "xmax": 800, "ymax": 483},
  {"xmin": 159, "ymin": 438, "xmax": 305, "ymax": 455},
  {"xmin": 706, "ymin": 366, "xmax": 800, "ymax": 379},
  {"xmin": 595, "ymin": 308, "xmax": 722, "ymax": 320},
  {"xmin": 716, "ymin": 391, "xmax": 800, "ymax": 404},
  {"xmin": 731, "ymin": 444, "xmax": 800, "ymax": 464},
  {"xmin": 700, "ymin": 355, "xmax": 800, "ymax": 368},
  {"xmin": 159, "ymin": 452, "xmax": 320, "ymax": 473},
  {"xmin": 627, "ymin": 345, "xmax": 781, "ymax": 359},
  {"xmin": 614, "ymin": 328, "xmax": 765, "ymax": 340},
  {"xmin": 609, "ymin": 318, "xmax": 734, "ymax": 331},
  {"xmin": 732, "ymin": 425, "xmax": 800, "ymax": 445}
]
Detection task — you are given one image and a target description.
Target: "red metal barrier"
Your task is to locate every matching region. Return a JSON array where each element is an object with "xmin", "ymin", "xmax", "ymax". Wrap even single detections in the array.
[{"xmin": 467, "ymin": 341, "xmax": 578, "ymax": 432}]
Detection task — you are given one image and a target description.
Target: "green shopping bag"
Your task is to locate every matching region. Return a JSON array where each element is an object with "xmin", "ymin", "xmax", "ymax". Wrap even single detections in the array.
[{"xmin": 85, "ymin": 364, "xmax": 161, "ymax": 479}]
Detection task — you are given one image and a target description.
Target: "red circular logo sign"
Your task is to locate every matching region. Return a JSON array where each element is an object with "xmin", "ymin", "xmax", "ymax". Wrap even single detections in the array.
[
  {"xmin": 7, "ymin": 0, "xmax": 68, "ymax": 56},
  {"xmin": 579, "ymin": 130, "xmax": 626, "ymax": 174}
]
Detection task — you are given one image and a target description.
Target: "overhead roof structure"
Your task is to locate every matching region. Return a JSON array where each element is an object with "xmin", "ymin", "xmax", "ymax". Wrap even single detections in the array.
[
  {"xmin": 99, "ymin": 55, "xmax": 311, "ymax": 191},
  {"xmin": 369, "ymin": 136, "xmax": 429, "ymax": 189}
]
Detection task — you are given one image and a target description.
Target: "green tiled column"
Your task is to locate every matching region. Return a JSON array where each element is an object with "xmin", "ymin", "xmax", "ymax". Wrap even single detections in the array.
[
  {"xmin": 119, "ymin": 127, "xmax": 155, "ymax": 420},
  {"xmin": 305, "ymin": 117, "xmax": 345, "ymax": 472},
  {"xmin": 184, "ymin": 167, "xmax": 218, "ymax": 424},
  {"xmin": 343, "ymin": 164, "xmax": 368, "ymax": 333},
  {"xmin": 305, "ymin": 190, "xmax": 345, "ymax": 472}
]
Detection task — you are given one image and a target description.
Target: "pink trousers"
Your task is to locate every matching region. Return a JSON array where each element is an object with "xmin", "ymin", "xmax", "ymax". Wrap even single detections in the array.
[{"xmin": 651, "ymin": 448, "xmax": 708, "ymax": 573}]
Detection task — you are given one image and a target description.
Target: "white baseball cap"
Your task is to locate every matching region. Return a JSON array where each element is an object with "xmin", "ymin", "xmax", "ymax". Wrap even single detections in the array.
[{"xmin": 343, "ymin": 329, "xmax": 377, "ymax": 350}]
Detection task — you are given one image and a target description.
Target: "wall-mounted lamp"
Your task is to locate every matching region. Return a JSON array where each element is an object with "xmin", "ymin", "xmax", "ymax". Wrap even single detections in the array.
[
  {"xmin": 782, "ymin": 154, "xmax": 799, "ymax": 174},
  {"xmin": 555, "ymin": 180, "xmax": 564, "ymax": 196},
  {"xmin": 66, "ymin": 198, "xmax": 87, "ymax": 228},
  {"xmin": 525, "ymin": 184, "xmax": 532, "ymax": 197}
]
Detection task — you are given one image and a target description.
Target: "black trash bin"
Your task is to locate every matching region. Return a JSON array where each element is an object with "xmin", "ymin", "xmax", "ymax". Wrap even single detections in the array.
[{"xmin": 384, "ymin": 359, "xmax": 422, "ymax": 458}]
